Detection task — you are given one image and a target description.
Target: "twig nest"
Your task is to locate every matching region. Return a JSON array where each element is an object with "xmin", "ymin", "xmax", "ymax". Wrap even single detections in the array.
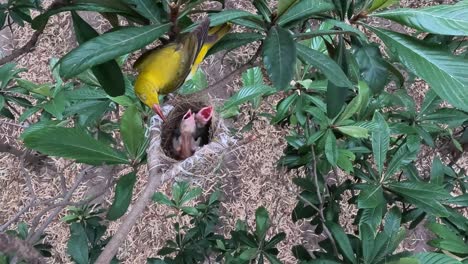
[{"xmin": 146, "ymin": 96, "xmax": 237, "ymax": 181}]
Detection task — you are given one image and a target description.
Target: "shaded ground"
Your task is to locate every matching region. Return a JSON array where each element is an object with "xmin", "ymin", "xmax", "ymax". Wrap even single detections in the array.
[{"xmin": 1, "ymin": 0, "xmax": 467, "ymax": 263}]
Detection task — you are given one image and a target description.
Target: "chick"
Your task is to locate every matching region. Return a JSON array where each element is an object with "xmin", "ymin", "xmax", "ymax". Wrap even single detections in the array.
[
  {"xmin": 194, "ymin": 106, "xmax": 213, "ymax": 146},
  {"xmin": 172, "ymin": 109, "xmax": 199, "ymax": 160}
]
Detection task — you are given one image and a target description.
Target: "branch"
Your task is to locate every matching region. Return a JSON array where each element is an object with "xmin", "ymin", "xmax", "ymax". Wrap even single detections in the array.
[
  {"xmin": 206, "ymin": 43, "xmax": 262, "ymax": 92},
  {"xmin": 0, "ymin": 29, "xmax": 43, "ymax": 65},
  {"xmin": 95, "ymin": 166, "xmax": 175, "ymax": 263},
  {"xmin": 0, "ymin": 143, "xmax": 47, "ymax": 166},
  {"xmin": 27, "ymin": 167, "xmax": 91, "ymax": 243},
  {"xmin": 0, "ymin": 233, "xmax": 46, "ymax": 264}
]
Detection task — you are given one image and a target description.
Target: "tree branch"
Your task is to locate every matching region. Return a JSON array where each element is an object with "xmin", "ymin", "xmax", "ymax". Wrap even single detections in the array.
[
  {"xmin": 0, "ymin": 29, "xmax": 43, "ymax": 66},
  {"xmin": 0, "ymin": 233, "xmax": 46, "ymax": 264}
]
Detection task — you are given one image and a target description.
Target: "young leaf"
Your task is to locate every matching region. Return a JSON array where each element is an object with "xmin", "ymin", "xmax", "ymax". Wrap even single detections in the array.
[
  {"xmin": 372, "ymin": 2, "xmax": 468, "ymax": 36},
  {"xmin": 59, "ymin": 23, "xmax": 171, "ymax": 78},
  {"xmin": 67, "ymin": 223, "xmax": 89, "ymax": 264},
  {"xmin": 23, "ymin": 127, "xmax": 129, "ymax": 165},
  {"xmin": 336, "ymin": 126, "xmax": 369, "ymax": 138},
  {"xmin": 107, "ymin": 171, "xmax": 137, "ymax": 220},
  {"xmin": 338, "ymin": 81, "xmax": 370, "ymax": 122},
  {"xmin": 368, "ymin": 26, "xmax": 468, "ymax": 112},
  {"xmin": 371, "ymin": 111, "xmax": 390, "ymax": 177},
  {"xmin": 178, "ymin": 69, "xmax": 208, "ymax": 95},
  {"xmin": 182, "ymin": 10, "xmax": 262, "ymax": 32},
  {"xmin": 71, "ymin": 11, "xmax": 125, "ymax": 97},
  {"xmin": 255, "ymin": 206, "xmax": 270, "ymax": 241},
  {"xmin": 263, "ymin": 26, "xmax": 297, "ymax": 90},
  {"xmin": 296, "ymin": 44, "xmax": 352, "ymax": 88}
]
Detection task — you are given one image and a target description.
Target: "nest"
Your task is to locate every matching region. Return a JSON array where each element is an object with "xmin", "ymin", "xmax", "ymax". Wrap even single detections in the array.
[{"xmin": 146, "ymin": 96, "xmax": 236, "ymax": 181}]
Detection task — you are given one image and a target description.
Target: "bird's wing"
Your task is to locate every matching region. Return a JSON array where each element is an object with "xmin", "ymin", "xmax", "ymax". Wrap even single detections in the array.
[{"xmin": 188, "ymin": 22, "xmax": 231, "ymax": 78}]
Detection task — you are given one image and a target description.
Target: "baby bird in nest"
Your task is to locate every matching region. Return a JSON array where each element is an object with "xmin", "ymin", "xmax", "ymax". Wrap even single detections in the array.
[{"xmin": 172, "ymin": 106, "xmax": 214, "ymax": 160}]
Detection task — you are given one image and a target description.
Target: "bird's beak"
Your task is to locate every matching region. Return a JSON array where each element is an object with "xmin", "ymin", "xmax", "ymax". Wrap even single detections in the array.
[
  {"xmin": 183, "ymin": 109, "xmax": 193, "ymax": 119},
  {"xmin": 198, "ymin": 106, "xmax": 213, "ymax": 121},
  {"xmin": 152, "ymin": 104, "xmax": 166, "ymax": 122}
]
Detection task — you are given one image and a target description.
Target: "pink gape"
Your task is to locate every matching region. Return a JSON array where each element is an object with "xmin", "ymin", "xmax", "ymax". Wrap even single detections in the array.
[{"xmin": 195, "ymin": 106, "xmax": 213, "ymax": 128}]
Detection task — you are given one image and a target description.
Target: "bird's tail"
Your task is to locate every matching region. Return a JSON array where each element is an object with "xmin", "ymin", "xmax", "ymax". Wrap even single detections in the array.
[
  {"xmin": 206, "ymin": 23, "xmax": 232, "ymax": 47},
  {"xmin": 187, "ymin": 22, "xmax": 231, "ymax": 79},
  {"xmin": 192, "ymin": 17, "xmax": 211, "ymax": 55}
]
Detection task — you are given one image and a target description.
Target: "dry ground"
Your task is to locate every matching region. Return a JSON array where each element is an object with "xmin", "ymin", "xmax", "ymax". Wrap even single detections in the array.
[{"xmin": 1, "ymin": 0, "xmax": 467, "ymax": 263}]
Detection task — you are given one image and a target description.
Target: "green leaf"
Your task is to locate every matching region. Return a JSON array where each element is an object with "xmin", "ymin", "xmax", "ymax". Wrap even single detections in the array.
[
  {"xmin": 325, "ymin": 130, "xmax": 338, "ymax": 167},
  {"xmin": 358, "ymin": 185, "xmax": 384, "ymax": 209},
  {"xmin": 178, "ymin": 69, "xmax": 208, "ymax": 95},
  {"xmin": 278, "ymin": 0, "xmax": 335, "ymax": 26},
  {"xmin": 179, "ymin": 187, "xmax": 202, "ymax": 205},
  {"xmin": 372, "ymin": 2, "xmax": 468, "ymax": 36},
  {"xmin": 384, "ymin": 207, "xmax": 401, "ymax": 236},
  {"xmin": 152, "ymin": 192, "xmax": 175, "ymax": 207},
  {"xmin": 353, "ymin": 43, "xmax": 389, "ymax": 94},
  {"xmin": 32, "ymin": 0, "xmax": 144, "ymax": 30},
  {"xmin": 387, "ymin": 181, "xmax": 451, "ymax": 217},
  {"xmin": 413, "ymin": 252, "xmax": 462, "ymax": 264},
  {"xmin": 326, "ymin": 36, "xmax": 348, "ymax": 118},
  {"xmin": 107, "ymin": 171, "xmax": 137, "ymax": 220},
  {"xmin": 336, "ymin": 126, "xmax": 369, "ymax": 138},
  {"xmin": 371, "ymin": 111, "xmax": 390, "ymax": 177},
  {"xmin": 384, "ymin": 144, "xmax": 416, "ymax": 180},
  {"xmin": 183, "ymin": 10, "xmax": 261, "ymax": 32},
  {"xmin": 0, "ymin": 95, "xmax": 4, "ymax": 110},
  {"xmin": 59, "ymin": 23, "xmax": 171, "ymax": 78},
  {"xmin": 338, "ymin": 81, "xmax": 370, "ymax": 122},
  {"xmin": 368, "ymin": 0, "xmax": 399, "ymax": 12},
  {"xmin": 368, "ymin": 26, "xmax": 468, "ymax": 112},
  {"xmin": 263, "ymin": 26, "xmax": 296, "ymax": 90},
  {"xmin": 23, "ymin": 127, "xmax": 129, "ymax": 165},
  {"xmin": 296, "ymin": 44, "xmax": 352, "ymax": 88},
  {"xmin": 326, "ymin": 221, "xmax": 357, "ymax": 264},
  {"xmin": 120, "ymin": 105, "xmax": 145, "ymax": 160},
  {"xmin": 67, "ymin": 223, "xmax": 89, "ymax": 264},
  {"xmin": 430, "ymin": 156, "xmax": 445, "ymax": 185},
  {"xmin": 122, "ymin": 0, "xmax": 165, "ymax": 24},
  {"xmin": 421, "ymin": 108, "xmax": 468, "ymax": 128},
  {"xmin": 277, "ymin": 0, "xmax": 298, "ymax": 17},
  {"xmin": 255, "ymin": 206, "xmax": 269, "ymax": 241},
  {"xmin": 360, "ymin": 203, "xmax": 385, "ymax": 232},
  {"xmin": 265, "ymin": 232, "xmax": 286, "ymax": 249},
  {"xmin": 65, "ymin": 86, "xmax": 108, "ymax": 100},
  {"xmin": 0, "ymin": 63, "xmax": 25, "ymax": 90},
  {"xmin": 360, "ymin": 223, "xmax": 375, "ymax": 264},
  {"xmin": 42, "ymin": 92, "xmax": 67, "ymax": 119},
  {"xmin": 223, "ymin": 84, "xmax": 272, "ymax": 110},
  {"xmin": 207, "ymin": 32, "xmax": 264, "ymax": 56}
]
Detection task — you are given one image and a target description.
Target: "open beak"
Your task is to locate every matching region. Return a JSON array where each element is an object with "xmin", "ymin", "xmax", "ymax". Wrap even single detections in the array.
[
  {"xmin": 183, "ymin": 109, "xmax": 193, "ymax": 120},
  {"xmin": 152, "ymin": 104, "xmax": 166, "ymax": 122}
]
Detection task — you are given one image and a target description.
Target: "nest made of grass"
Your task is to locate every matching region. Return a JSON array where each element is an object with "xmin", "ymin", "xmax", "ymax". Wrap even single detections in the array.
[{"xmin": 159, "ymin": 96, "xmax": 220, "ymax": 160}]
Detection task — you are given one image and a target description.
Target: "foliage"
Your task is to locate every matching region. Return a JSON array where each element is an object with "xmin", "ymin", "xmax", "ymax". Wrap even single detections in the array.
[
  {"xmin": 151, "ymin": 181, "xmax": 285, "ymax": 264},
  {"xmin": 0, "ymin": 0, "xmax": 467, "ymax": 263},
  {"xmin": 0, "ymin": 222, "xmax": 52, "ymax": 263}
]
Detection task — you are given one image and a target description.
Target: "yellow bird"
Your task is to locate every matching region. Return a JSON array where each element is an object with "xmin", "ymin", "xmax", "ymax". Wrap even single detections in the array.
[{"xmin": 133, "ymin": 18, "xmax": 231, "ymax": 121}]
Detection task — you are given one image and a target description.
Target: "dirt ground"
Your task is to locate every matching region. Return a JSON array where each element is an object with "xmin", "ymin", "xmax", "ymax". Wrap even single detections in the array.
[{"xmin": 0, "ymin": 0, "xmax": 467, "ymax": 263}]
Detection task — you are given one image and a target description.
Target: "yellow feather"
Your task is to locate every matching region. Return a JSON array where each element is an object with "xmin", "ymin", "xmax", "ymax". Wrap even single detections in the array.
[
  {"xmin": 188, "ymin": 23, "xmax": 232, "ymax": 79},
  {"xmin": 133, "ymin": 21, "xmax": 231, "ymax": 110}
]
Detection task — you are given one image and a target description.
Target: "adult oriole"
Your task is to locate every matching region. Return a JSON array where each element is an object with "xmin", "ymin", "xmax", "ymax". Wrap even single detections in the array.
[{"xmin": 133, "ymin": 18, "xmax": 230, "ymax": 120}]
